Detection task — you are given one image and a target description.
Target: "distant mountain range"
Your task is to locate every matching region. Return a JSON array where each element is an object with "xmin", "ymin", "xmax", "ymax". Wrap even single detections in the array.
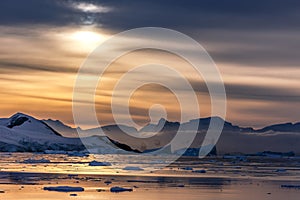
[
  {"xmin": 256, "ymin": 122, "xmax": 300, "ymax": 133},
  {"xmin": 43, "ymin": 115, "xmax": 300, "ymax": 136},
  {"xmin": 1, "ymin": 112, "xmax": 300, "ymax": 155}
]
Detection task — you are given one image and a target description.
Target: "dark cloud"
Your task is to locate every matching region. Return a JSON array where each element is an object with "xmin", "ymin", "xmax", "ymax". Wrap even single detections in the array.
[
  {"xmin": 0, "ymin": 0, "xmax": 114, "ymax": 27},
  {"xmin": 1, "ymin": 0, "xmax": 300, "ymax": 68},
  {"xmin": 224, "ymin": 83, "xmax": 300, "ymax": 103},
  {"xmin": 138, "ymin": 79, "xmax": 300, "ymax": 103},
  {"xmin": 91, "ymin": 0, "xmax": 300, "ymax": 32},
  {"xmin": 199, "ymin": 30, "xmax": 300, "ymax": 68},
  {"xmin": 0, "ymin": 0, "xmax": 82, "ymax": 26},
  {"xmin": 0, "ymin": 0, "xmax": 299, "ymax": 30},
  {"xmin": 194, "ymin": 81, "xmax": 300, "ymax": 103}
]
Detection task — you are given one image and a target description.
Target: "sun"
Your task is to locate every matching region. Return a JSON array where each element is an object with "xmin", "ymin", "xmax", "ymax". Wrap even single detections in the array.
[
  {"xmin": 70, "ymin": 30, "xmax": 104, "ymax": 44},
  {"xmin": 65, "ymin": 30, "xmax": 107, "ymax": 52}
]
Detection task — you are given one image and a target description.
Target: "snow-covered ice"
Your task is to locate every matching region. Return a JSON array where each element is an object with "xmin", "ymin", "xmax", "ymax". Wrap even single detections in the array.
[{"xmin": 192, "ymin": 169, "xmax": 206, "ymax": 173}]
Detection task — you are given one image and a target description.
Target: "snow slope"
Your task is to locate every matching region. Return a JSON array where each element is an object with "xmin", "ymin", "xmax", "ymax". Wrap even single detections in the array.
[{"xmin": 0, "ymin": 113, "xmax": 115, "ymax": 152}]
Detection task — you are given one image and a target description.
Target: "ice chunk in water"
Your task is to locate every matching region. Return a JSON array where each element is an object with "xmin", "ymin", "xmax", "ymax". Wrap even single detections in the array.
[
  {"xmin": 43, "ymin": 186, "xmax": 84, "ymax": 192},
  {"xmin": 110, "ymin": 186, "xmax": 133, "ymax": 193}
]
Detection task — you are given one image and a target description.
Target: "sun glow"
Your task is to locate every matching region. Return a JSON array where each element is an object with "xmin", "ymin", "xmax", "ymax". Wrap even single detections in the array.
[
  {"xmin": 71, "ymin": 31, "xmax": 104, "ymax": 43},
  {"xmin": 68, "ymin": 30, "xmax": 106, "ymax": 51}
]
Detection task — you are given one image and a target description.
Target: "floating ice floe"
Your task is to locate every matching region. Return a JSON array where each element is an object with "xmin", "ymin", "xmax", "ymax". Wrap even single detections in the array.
[
  {"xmin": 89, "ymin": 160, "xmax": 111, "ymax": 166},
  {"xmin": 281, "ymin": 185, "xmax": 300, "ymax": 189},
  {"xmin": 22, "ymin": 158, "xmax": 50, "ymax": 163},
  {"xmin": 122, "ymin": 166, "xmax": 144, "ymax": 171},
  {"xmin": 181, "ymin": 167, "xmax": 193, "ymax": 170},
  {"xmin": 43, "ymin": 186, "xmax": 84, "ymax": 192},
  {"xmin": 192, "ymin": 169, "xmax": 206, "ymax": 173},
  {"xmin": 110, "ymin": 186, "xmax": 133, "ymax": 193},
  {"xmin": 104, "ymin": 180, "xmax": 112, "ymax": 185}
]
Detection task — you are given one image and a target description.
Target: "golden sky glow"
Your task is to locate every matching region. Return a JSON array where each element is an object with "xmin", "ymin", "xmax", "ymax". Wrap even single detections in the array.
[{"xmin": 1, "ymin": 5, "xmax": 300, "ymax": 129}]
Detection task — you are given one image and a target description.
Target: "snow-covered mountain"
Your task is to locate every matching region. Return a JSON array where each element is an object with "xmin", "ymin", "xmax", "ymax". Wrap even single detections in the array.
[
  {"xmin": 1, "ymin": 112, "xmax": 300, "ymax": 155},
  {"xmin": 0, "ymin": 113, "xmax": 114, "ymax": 152},
  {"xmin": 0, "ymin": 113, "xmax": 62, "ymax": 136}
]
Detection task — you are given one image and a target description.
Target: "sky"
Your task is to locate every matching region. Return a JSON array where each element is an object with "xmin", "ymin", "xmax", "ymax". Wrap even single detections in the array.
[{"xmin": 1, "ymin": 0, "xmax": 300, "ymax": 129}]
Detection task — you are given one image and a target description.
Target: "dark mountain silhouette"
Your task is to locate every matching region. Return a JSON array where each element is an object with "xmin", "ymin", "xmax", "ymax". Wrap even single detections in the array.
[
  {"xmin": 256, "ymin": 122, "xmax": 300, "ymax": 133},
  {"xmin": 1, "ymin": 112, "xmax": 300, "ymax": 154}
]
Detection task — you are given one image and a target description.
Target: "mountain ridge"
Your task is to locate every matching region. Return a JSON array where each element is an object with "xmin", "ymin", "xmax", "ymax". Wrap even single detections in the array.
[
  {"xmin": 1, "ymin": 112, "xmax": 300, "ymax": 155},
  {"xmin": 2, "ymin": 113, "xmax": 300, "ymax": 137}
]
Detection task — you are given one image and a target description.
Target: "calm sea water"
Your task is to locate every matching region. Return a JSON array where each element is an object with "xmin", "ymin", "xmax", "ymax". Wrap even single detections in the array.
[{"xmin": 0, "ymin": 153, "xmax": 299, "ymax": 200}]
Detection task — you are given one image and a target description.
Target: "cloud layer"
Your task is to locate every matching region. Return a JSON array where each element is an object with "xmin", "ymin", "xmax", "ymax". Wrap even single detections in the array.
[{"xmin": 0, "ymin": 0, "xmax": 300, "ymax": 128}]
